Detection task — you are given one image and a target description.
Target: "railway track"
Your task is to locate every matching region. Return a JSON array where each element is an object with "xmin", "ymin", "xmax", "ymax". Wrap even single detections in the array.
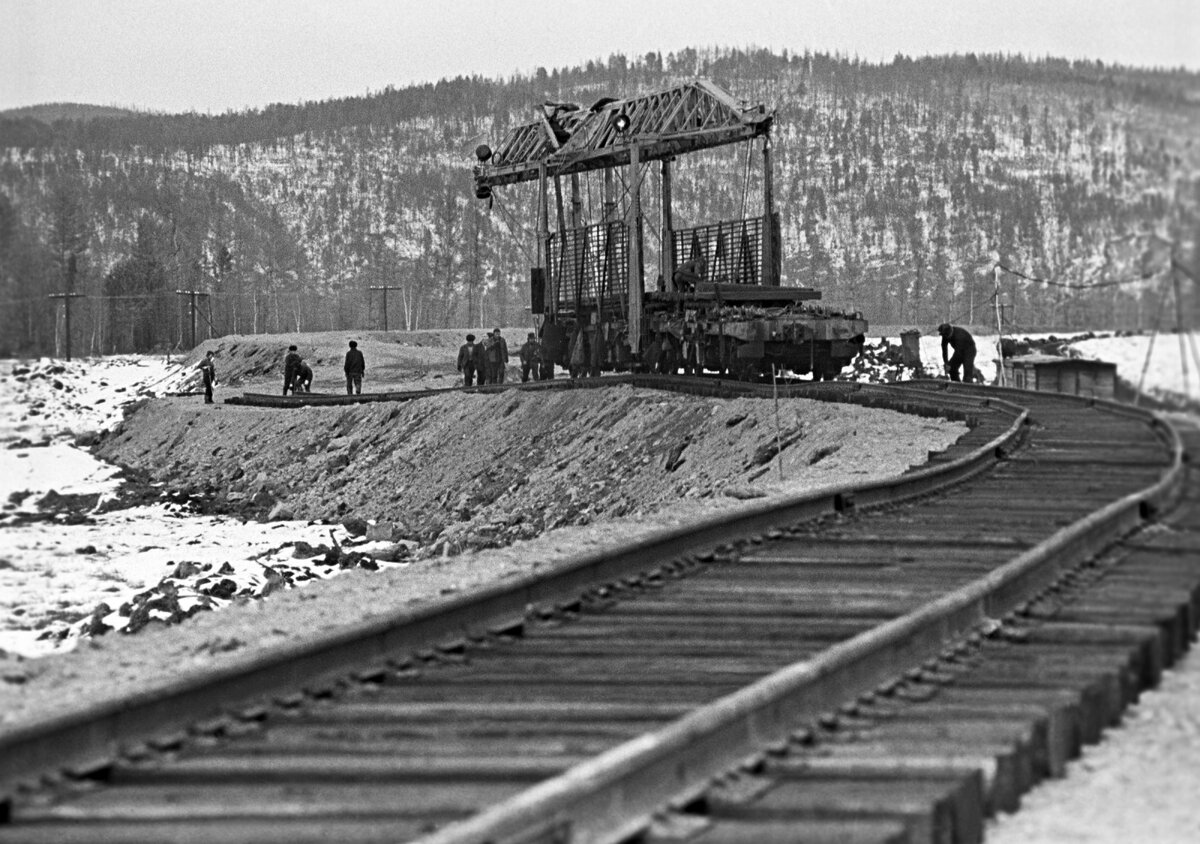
[{"xmin": 0, "ymin": 380, "xmax": 1193, "ymax": 844}]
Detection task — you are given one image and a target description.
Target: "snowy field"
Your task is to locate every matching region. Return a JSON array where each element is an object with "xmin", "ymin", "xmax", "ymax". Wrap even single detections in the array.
[{"xmin": 0, "ymin": 356, "xmax": 405, "ymax": 656}]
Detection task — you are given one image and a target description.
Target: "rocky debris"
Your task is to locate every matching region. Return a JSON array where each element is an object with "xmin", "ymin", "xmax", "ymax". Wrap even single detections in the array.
[
  {"xmin": 1, "ymin": 356, "xmax": 190, "ymax": 446},
  {"xmin": 366, "ymin": 521, "xmax": 403, "ymax": 541},
  {"xmin": 73, "ymin": 430, "xmax": 100, "ymax": 447},
  {"xmin": 36, "ymin": 537, "xmax": 410, "ymax": 645},
  {"xmin": 341, "ymin": 517, "xmax": 369, "ymax": 537},
  {"xmin": 16, "ymin": 490, "xmax": 100, "ymax": 526},
  {"xmin": 838, "ymin": 337, "xmax": 925, "ymax": 383},
  {"xmin": 267, "ymin": 502, "xmax": 295, "ymax": 521},
  {"xmin": 291, "ymin": 540, "xmax": 326, "ymax": 558},
  {"xmin": 1001, "ymin": 331, "xmax": 1119, "ymax": 359}
]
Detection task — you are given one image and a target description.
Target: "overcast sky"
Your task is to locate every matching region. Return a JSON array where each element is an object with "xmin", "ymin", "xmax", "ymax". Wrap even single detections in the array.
[{"xmin": 3, "ymin": 0, "xmax": 1197, "ymax": 114}]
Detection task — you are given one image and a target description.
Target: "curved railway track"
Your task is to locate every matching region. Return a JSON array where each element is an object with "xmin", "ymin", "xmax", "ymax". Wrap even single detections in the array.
[{"xmin": 0, "ymin": 379, "xmax": 1194, "ymax": 844}]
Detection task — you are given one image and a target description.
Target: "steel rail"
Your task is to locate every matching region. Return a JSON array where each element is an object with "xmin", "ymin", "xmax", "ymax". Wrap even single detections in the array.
[
  {"xmin": 418, "ymin": 394, "xmax": 1187, "ymax": 844},
  {"xmin": 0, "ymin": 381, "xmax": 1024, "ymax": 804}
]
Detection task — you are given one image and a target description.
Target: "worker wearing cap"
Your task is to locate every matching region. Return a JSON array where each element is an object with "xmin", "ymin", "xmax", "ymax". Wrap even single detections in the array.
[
  {"xmin": 457, "ymin": 334, "xmax": 481, "ymax": 386},
  {"xmin": 938, "ymin": 323, "xmax": 977, "ymax": 383}
]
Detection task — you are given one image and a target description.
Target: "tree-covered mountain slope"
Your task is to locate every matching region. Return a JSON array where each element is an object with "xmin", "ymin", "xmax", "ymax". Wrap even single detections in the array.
[{"xmin": 1, "ymin": 48, "xmax": 1196, "ymax": 355}]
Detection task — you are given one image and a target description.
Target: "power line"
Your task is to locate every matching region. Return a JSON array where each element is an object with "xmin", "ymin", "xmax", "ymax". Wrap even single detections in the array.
[
  {"xmin": 996, "ymin": 262, "xmax": 1150, "ymax": 290},
  {"xmin": 368, "ymin": 284, "xmax": 402, "ymax": 332},
  {"xmin": 175, "ymin": 289, "xmax": 210, "ymax": 348}
]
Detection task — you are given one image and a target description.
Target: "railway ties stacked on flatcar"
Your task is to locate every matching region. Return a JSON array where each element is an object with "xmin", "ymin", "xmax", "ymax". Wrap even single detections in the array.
[{"xmin": 0, "ymin": 388, "xmax": 1191, "ymax": 844}]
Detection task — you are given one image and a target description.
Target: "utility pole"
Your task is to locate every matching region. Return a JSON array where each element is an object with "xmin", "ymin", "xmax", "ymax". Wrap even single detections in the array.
[
  {"xmin": 992, "ymin": 264, "xmax": 1006, "ymax": 386},
  {"xmin": 48, "ymin": 291, "xmax": 84, "ymax": 361},
  {"xmin": 175, "ymin": 290, "xmax": 210, "ymax": 348},
  {"xmin": 369, "ymin": 284, "xmax": 402, "ymax": 332}
]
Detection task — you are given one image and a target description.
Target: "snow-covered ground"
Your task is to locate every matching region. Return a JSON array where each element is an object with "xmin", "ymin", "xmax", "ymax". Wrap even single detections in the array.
[
  {"xmin": 0, "ymin": 356, "xmax": 405, "ymax": 657},
  {"xmin": 1071, "ymin": 331, "xmax": 1200, "ymax": 401}
]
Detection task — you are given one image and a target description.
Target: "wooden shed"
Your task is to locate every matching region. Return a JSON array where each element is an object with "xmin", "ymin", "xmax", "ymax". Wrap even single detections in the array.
[{"xmin": 1002, "ymin": 354, "xmax": 1117, "ymax": 400}]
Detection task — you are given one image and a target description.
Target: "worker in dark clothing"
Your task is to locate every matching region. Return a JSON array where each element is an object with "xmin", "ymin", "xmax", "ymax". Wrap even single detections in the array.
[
  {"xmin": 283, "ymin": 345, "xmax": 302, "ymax": 395},
  {"xmin": 344, "ymin": 340, "xmax": 365, "ymax": 395},
  {"xmin": 196, "ymin": 351, "xmax": 217, "ymax": 404},
  {"xmin": 519, "ymin": 333, "xmax": 539, "ymax": 382},
  {"xmin": 295, "ymin": 360, "xmax": 313, "ymax": 393},
  {"xmin": 657, "ymin": 332, "xmax": 677, "ymax": 374},
  {"xmin": 479, "ymin": 331, "xmax": 495, "ymax": 384},
  {"xmin": 938, "ymin": 323, "xmax": 977, "ymax": 383},
  {"xmin": 490, "ymin": 328, "xmax": 509, "ymax": 383},
  {"xmin": 672, "ymin": 256, "xmax": 706, "ymax": 292},
  {"xmin": 457, "ymin": 334, "xmax": 481, "ymax": 386}
]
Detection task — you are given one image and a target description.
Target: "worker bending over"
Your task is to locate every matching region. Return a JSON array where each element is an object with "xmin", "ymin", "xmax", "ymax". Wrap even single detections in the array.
[{"xmin": 938, "ymin": 323, "xmax": 977, "ymax": 383}]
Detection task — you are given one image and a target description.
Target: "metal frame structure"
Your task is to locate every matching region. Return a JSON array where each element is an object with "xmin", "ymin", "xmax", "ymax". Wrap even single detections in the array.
[
  {"xmin": 474, "ymin": 80, "xmax": 778, "ymax": 353},
  {"xmin": 476, "ymin": 80, "xmax": 773, "ymax": 187}
]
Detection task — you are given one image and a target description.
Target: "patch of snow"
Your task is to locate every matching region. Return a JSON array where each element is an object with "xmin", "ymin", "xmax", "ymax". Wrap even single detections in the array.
[
  {"xmin": 0, "ymin": 507, "xmax": 387, "ymax": 656},
  {"xmin": 1072, "ymin": 332, "xmax": 1200, "ymax": 399},
  {"xmin": 0, "ymin": 443, "xmax": 124, "ymax": 507},
  {"xmin": 0, "ymin": 354, "xmax": 401, "ymax": 658}
]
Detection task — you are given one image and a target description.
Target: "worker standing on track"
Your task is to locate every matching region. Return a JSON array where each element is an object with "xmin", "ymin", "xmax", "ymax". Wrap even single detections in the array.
[
  {"xmin": 479, "ymin": 331, "xmax": 495, "ymax": 384},
  {"xmin": 283, "ymin": 345, "xmax": 302, "ymax": 395},
  {"xmin": 344, "ymin": 340, "xmax": 365, "ymax": 395},
  {"xmin": 196, "ymin": 351, "xmax": 217, "ymax": 404},
  {"xmin": 938, "ymin": 323, "xmax": 977, "ymax": 383},
  {"xmin": 490, "ymin": 328, "xmax": 509, "ymax": 383},
  {"xmin": 457, "ymin": 334, "xmax": 481, "ymax": 386}
]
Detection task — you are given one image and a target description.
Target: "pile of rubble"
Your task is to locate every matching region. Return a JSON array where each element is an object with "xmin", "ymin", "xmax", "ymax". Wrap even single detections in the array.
[
  {"xmin": 43, "ymin": 522, "xmax": 415, "ymax": 644},
  {"xmin": 838, "ymin": 337, "xmax": 926, "ymax": 383}
]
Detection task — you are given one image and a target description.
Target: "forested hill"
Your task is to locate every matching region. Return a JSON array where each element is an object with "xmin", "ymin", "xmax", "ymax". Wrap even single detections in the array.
[{"xmin": 2, "ymin": 48, "xmax": 1198, "ymax": 356}]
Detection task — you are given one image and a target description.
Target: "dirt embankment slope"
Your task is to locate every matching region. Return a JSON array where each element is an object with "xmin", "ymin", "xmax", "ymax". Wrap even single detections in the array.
[{"xmin": 97, "ymin": 386, "xmax": 967, "ymax": 558}]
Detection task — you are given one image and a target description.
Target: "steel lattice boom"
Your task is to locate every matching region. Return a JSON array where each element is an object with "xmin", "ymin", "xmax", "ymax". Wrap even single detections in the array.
[{"xmin": 474, "ymin": 79, "xmax": 773, "ymax": 189}]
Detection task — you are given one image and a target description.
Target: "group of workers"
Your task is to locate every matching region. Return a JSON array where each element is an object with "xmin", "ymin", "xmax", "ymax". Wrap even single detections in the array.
[
  {"xmin": 194, "ymin": 321, "xmax": 980, "ymax": 404},
  {"xmin": 457, "ymin": 328, "xmax": 548, "ymax": 386},
  {"xmin": 278, "ymin": 341, "xmax": 366, "ymax": 396}
]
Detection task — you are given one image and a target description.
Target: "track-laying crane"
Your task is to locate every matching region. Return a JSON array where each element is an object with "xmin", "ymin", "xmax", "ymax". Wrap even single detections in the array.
[{"xmin": 472, "ymin": 79, "xmax": 866, "ymax": 380}]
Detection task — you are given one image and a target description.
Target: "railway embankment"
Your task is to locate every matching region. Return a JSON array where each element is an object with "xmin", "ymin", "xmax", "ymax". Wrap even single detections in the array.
[
  {"xmin": 3, "ymin": 381, "xmax": 966, "ymax": 730},
  {"xmin": 95, "ymin": 385, "xmax": 966, "ymax": 556}
]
